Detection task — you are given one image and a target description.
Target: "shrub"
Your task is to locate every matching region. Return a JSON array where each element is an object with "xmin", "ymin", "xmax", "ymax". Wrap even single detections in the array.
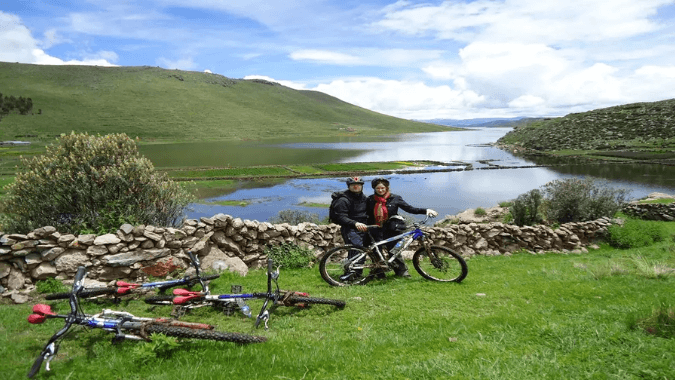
[
  {"xmin": 0, "ymin": 133, "xmax": 194, "ymax": 234},
  {"xmin": 35, "ymin": 278, "xmax": 68, "ymax": 294},
  {"xmin": 269, "ymin": 209, "xmax": 320, "ymax": 225},
  {"xmin": 542, "ymin": 177, "xmax": 630, "ymax": 224},
  {"xmin": 264, "ymin": 243, "xmax": 316, "ymax": 269},
  {"xmin": 510, "ymin": 189, "xmax": 543, "ymax": 226},
  {"xmin": 607, "ymin": 218, "xmax": 668, "ymax": 249},
  {"xmin": 474, "ymin": 207, "xmax": 487, "ymax": 216}
]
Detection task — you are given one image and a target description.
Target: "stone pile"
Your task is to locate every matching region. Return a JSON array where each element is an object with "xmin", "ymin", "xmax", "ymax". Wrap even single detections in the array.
[{"xmin": 2, "ymin": 213, "xmax": 618, "ymax": 302}]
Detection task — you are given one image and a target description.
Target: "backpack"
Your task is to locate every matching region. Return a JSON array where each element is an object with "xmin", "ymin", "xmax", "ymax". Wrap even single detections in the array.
[{"xmin": 329, "ymin": 191, "xmax": 348, "ymax": 224}]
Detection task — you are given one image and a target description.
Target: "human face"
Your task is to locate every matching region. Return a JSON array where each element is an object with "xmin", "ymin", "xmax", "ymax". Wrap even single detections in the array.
[
  {"xmin": 374, "ymin": 183, "xmax": 388, "ymax": 196},
  {"xmin": 348, "ymin": 183, "xmax": 363, "ymax": 193}
]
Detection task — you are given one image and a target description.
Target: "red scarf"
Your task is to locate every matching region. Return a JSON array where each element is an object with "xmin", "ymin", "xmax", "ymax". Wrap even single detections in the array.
[{"xmin": 373, "ymin": 192, "xmax": 390, "ymax": 226}]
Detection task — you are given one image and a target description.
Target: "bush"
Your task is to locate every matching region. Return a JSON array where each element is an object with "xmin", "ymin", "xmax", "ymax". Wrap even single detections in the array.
[
  {"xmin": 510, "ymin": 189, "xmax": 543, "ymax": 226},
  {"xmin": 542, "ymin": 177, "xmax": 630, "ymax": 224},
  {"xmin": 35, "ymin": 278, "xmax": 68, "ymax": 294},
  {"xmin": 269, "ymin": 209, "xmax": 320, "ymax": 225},
  {"xmin": 474, "ymin": 207, "xmax": 487, "ymax": 216},
  {"xmin": 607, "ymin": 218, "xmax": 668, "ymax": 249},
  {"xmin": 1, "ymin": 133, "xmax": 194, "ymax": 234},
  {"xmin": 264, "ymin": 243, "xmax": 316, "ymax": 269}
]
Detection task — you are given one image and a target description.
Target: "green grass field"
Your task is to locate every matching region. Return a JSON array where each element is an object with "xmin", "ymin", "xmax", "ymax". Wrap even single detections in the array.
[
  {"xmin": 0, "ymin": 62, "xmax": 453, "ymax": 144},
  {"xmin": 2, "ymin": 222, "xmax": 674, "ymax": 379}
]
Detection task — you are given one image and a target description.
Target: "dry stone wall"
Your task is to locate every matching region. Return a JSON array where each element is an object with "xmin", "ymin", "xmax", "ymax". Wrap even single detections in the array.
[
  {"xmin": 1, "ymin": 213, "xmax": 617, "ymax": 300},
  {"xmin": 622, "ymin": 203, "xmax": 675, "ymax": 221}
]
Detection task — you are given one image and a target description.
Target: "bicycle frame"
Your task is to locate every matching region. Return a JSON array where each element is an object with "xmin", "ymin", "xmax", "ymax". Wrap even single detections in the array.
[
  {"xmin": 349, "ymin": 216, "xmax": 432, "ymax": 273},
  {"xmin": 156, "ymin": 259, "xmax": 307, "ymax": 329},
  {"xmin": 115, "ymin": 251, "xmax": 211, "ymax": 295}
]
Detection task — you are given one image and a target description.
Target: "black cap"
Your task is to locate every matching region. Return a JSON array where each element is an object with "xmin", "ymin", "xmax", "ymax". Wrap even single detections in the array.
[{"xmin": 371, "ymin": 177, "xmax": 389, "ymax": 189}]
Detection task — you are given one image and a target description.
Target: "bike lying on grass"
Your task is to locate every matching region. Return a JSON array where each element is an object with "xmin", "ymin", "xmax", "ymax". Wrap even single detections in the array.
[
  {"xmin": 145, "ymin": 258, "xmax": 346, "ymax": 329},
  {"xmin": 319, "ymin": 215, "xmax": 468, "ymax": 286},
  {"xmin": 28, "ymin": 266, "xmax": 266, "ymax": 378},
  {"xmin": 44, "ymin": 250, "xmax": 218, "ymax": 302}
]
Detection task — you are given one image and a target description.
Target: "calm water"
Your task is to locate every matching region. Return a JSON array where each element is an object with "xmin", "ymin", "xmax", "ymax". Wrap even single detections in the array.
[{"xmin": 166, "ymin": 128, "xmax": 675, "ymax": 223}]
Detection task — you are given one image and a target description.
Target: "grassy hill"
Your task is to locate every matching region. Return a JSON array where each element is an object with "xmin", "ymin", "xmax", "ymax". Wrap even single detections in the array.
[
  {"xmin": 0, "ymin": 62, "xmax": 453, "ymax": 143},
  {"xmin": 497, "ymin": 99, "xmax": 675, "ymax": 159}
]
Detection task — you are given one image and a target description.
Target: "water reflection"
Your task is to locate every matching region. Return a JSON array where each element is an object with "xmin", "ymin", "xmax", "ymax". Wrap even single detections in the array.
[{"xmin": 185, "ymin": 128, "xmax": 675, "ymax": 222}]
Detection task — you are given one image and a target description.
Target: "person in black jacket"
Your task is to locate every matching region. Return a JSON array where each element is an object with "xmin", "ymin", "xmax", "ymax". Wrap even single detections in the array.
[
  {"xmin": 366, "ymin": 177, "xmax": 438, "ymax": 277},
  {"xmin": 331, "ymin": 177, "xmax": 369, "ymax": 281}
]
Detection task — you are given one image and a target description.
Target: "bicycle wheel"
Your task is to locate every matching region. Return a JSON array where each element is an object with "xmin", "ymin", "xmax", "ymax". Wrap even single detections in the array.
[
  {"xmin": 412, "ymin": 245, "xmax": 468, "ymax": 282},
  {"xmin": 319, "ymin": 245, "xmax": 375, "ymax": 287},
  {"xmin": 144, "ymin": 324, "xmax": 267, "ymax": 344},
  {"xmin": 144, "ymin": 295, "xmax": 177, "ymax": 305},
  {"xmin": 286, "ymin": 296, "xmax": 346, "ymax": 308},
  {"xmin": 45, "ymin": 287, "xmax": 116, "ymax": 300}
]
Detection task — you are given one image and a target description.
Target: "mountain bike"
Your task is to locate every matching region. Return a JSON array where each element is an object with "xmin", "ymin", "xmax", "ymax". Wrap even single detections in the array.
[
  {"xmin": 145, "ymin": 258, "xmax": 346, "ymax": 329},
  {"xmin": 27, "ymin": 266, "xmax": 266, "ymax": 378},
  {"xmin": 319, "ymin": 215, "xmax": 468, "ymax": 286},
  {"xmin": 45, "ymin": 250, "xmax": 218, "ymax": 302}
]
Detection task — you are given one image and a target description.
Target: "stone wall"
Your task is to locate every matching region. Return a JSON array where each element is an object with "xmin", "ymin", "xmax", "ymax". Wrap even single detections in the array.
[
  {"xmin": 1, "ymin": 213, "xmax": 617, "ymax": 300},
  {"xmin": 622, "ymin": 203, "xmax": 675, "ymax": 221}
]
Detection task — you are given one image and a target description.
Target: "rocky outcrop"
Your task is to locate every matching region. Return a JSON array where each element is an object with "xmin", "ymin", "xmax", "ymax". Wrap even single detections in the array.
[{"xmin": 1, "ymin": 214, "xmax": 618, "ymax": 299}]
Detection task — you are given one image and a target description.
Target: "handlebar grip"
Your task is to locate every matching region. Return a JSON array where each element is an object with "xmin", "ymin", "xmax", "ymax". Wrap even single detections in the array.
[{"xmin": 74, "ymin": 266, "xmax": 87, "ymax": 284}]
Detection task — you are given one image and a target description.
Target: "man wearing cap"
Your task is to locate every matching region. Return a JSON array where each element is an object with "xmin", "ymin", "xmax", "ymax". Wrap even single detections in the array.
[{"xmin": 330, "ymin": 177, "xmax": 368, "ymax": 280}]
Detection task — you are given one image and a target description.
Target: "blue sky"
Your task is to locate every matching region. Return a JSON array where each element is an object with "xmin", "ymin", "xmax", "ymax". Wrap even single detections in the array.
[{"xmin": 2, "ymin": 0, "xmax": 675, "ymax": 120}]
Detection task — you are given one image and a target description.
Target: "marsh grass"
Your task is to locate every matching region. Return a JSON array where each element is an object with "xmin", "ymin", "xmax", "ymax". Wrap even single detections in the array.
[{"xmin": 3, "ymin": 225, "xmax": 675, "ymax": 379}]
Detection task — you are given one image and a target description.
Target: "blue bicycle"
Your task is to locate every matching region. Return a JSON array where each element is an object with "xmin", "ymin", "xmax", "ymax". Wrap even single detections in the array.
[{"xmin": 319, "ymin": 216, "xmax": 468, "ymax": 286}]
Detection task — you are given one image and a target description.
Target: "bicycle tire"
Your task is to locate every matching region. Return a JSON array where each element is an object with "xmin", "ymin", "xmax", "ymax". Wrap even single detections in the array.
[
  {"xmin": 144, "ymin": 295, "xmax": 177, "ymax": 305},
  {"xmin": 143, "ymin": 324, "xmax": 267, "ymax": 344},
  {"xmin": 45, "ymin": 287, "xmax": 116, "ymax": 300},
  {"xmin": 319, "ymin": 245, "xmax": 375, "ymax": 287},
  {"xmin": 27, "ymin": 351, "xmax": 46, "ymax": 378},
  {"xmin": 412, "ymin": 245, "xmax": 468, "ymax": 283},
  {"xmin": 286, "ymin": 296, "xmax": 346, "ymax": 308}
]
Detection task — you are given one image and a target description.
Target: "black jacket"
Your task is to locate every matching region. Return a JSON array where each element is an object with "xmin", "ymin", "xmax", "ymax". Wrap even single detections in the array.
[
  {"xmin": 332, "ymin": 190, "xmax": 368, "ymax": 228},
  {"xmin": 366, "ymin": 193, "xmax": 427, "ymax": 225}
]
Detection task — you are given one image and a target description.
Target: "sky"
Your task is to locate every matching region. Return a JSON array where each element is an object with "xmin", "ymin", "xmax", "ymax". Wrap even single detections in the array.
[{"xmin": 2, "ymin": 0, "xmax": 675, "ymax": 120}]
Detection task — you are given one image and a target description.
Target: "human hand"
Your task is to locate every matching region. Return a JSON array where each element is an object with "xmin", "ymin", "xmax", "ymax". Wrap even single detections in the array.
[
  {"xmin": 426, "ymin": 209, "xmax": 438, "ymax": 217},
  {"xmin": 355, "ymin": 222, "xmax": 368, "ymax": 232}
]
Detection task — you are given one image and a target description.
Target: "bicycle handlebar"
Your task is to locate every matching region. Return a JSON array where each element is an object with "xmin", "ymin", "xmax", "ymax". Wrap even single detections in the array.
[{"xmin": 28, "ymin": 266, "xmax": 87, "ymax": 378}]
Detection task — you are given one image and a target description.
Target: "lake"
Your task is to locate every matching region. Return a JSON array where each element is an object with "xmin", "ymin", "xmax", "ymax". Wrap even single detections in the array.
[{"xmin": 141, "ymin": 128, "xmax": 675, "ymax": 223}]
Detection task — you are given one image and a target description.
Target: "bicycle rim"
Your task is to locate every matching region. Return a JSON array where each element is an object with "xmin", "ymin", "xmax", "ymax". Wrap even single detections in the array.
[
  {"xmin": 413, "ymin": 245, "xmax": 468, "ymax": 282},
  {"xmin": 319, "ymin": 245, "xmax": 374, "ymax": 287}
]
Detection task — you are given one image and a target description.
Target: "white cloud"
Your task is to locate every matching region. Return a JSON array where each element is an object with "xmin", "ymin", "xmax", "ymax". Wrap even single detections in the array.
[
  {"xmin": 156, "ymin": 56, "xmax": 197, "ymax": 70},
  {"xmin": 311, "ymin": 77, "xmax": 485, "ymax": 119},
  {"xmin": 243, "ymin": 75, "xmax": 307, "ymax": 90},
  {"xmin": 375, "ymin": 0, "xmax": 672, "ymax": 43},
  {"xmin": 0, "ymin": 11, "xmax": 116, "ymax": 66},
  {"xmin": 290, "ymin": 50, "xmax": 361, "ymax": 65}
]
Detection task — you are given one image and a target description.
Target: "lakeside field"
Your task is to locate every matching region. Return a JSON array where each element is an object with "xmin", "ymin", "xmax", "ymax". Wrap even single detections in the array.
[{"xmin": 2, "ymin": 222, "xmax": 674, "ymax": 379}]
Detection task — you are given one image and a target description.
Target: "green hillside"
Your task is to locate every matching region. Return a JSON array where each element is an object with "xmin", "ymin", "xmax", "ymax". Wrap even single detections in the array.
[
  {"xmin": 497, "ymin": 99, "xmax": 675, "ymax": 159},
  {"xmin": 0, "ymin": 62, "xmax": 453, "ymax": 143}
]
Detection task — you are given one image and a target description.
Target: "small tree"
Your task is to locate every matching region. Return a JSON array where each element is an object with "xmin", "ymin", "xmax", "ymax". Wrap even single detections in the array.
[
  {"xmin": 510, "ymin": 189, "xmax": 543, "ymax": 226},
  {"xmin": 1, "ymin": 132, "xmax": 194, "ymax": 233},
  {"xmin": 542, "ymin": 177, "xmax": 630, "ymax": 223}
]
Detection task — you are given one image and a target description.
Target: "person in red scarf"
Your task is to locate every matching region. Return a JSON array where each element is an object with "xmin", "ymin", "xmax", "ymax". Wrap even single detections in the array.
[{"xmin": 366, "ymin": 177, "xmax": 438, "ymax": 277}]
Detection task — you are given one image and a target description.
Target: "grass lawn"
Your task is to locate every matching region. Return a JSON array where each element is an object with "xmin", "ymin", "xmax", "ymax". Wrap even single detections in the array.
[{"xmin": 2, "ymin": 223, "xmax": 675, "ymax": 379}]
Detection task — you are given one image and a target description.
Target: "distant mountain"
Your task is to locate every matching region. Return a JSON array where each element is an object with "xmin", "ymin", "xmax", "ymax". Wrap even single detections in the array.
[
  {"xmin": 0, "ymin": 62, "xmax": 456, "ymax": 142},
  {"xmin": 419, "ymin": 117, "xmax": 545, "ymax": 128}
]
